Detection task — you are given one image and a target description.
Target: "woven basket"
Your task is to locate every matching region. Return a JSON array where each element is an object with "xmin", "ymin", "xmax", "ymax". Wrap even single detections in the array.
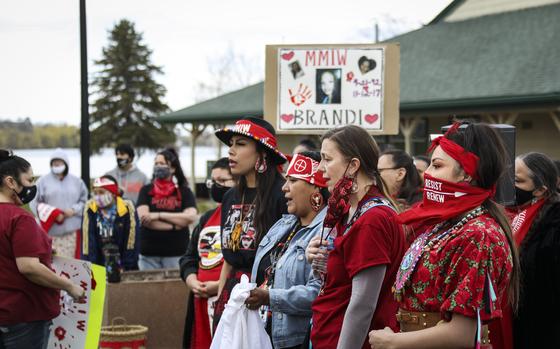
[{"xmin": 100, "ymin": 317, "xmax": 148, "ymax": 349}]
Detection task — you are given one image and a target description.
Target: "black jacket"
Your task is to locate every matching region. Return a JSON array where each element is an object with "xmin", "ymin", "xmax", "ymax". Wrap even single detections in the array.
[
  {"xmin": 514, "ymin": 200, "xmax": 560, "ymax": 349},
  {"xmin": 81, "ymin": 198, "xmax": 139, "ymax": 270}
]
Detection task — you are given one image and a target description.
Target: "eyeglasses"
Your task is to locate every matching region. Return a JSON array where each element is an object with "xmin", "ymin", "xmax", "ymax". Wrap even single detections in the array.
[{"xmin": 206, "ymin": 178, "xmax": 234, "ymax": 188}]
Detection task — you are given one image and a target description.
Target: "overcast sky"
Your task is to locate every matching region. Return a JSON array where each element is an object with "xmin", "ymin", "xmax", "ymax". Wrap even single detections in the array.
[{"xmin": 0, "ymin": 0, "xmax": 451, "ymax": 125}]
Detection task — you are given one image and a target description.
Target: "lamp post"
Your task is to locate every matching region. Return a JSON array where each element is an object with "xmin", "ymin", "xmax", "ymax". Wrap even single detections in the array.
[{"xmin": 80, "ymin": 0, "xmax": 90, "ymax": 187}]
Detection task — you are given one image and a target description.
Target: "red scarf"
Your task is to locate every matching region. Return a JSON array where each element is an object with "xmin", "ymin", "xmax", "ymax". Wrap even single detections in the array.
[
  {"xmin": 507, "ymin": 199, "xmax": 545, "ymax": 246},
  {"xmin": 149, "ymin": 179, "xmax": 181, "ymax": 201},
  {"xmin": 397, "ymin": 173, "xmax": 492, "ymax": 226},
  {"xmin": 324, "ymin": 174, "xmax": 353, "ymax": 228}
]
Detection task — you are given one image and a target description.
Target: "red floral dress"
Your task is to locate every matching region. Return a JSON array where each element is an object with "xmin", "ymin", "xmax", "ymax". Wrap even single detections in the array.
[{"xmin": 398, "ymin": 214, "xmax": 512, "ymax": 322}]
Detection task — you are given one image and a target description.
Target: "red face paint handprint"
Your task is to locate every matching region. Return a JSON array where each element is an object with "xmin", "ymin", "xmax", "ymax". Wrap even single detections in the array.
[{"xmin": 289, "ymin": 83, "xmax": 312, "ymax": 106}]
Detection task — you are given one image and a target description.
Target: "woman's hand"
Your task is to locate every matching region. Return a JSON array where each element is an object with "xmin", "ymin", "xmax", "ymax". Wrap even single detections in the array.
[
  {"xmin": 369, "ymin": 327, "xmax": 396, "ymax": 349},
  {"xmin": 140, "ymin": 213, "xmax": 152, "ymax": 226},
  {"xmin": 245, "ymin": 288, "xmax": 270, "ymax": 310},
  {"xmin": 204, "ymin": 281, "xmax": 219, "ymax": 297},
  {"xmin": 186, "ymin": 274, "xmax": 207, "ymax": 297},
  {"xmin": 66, "ymin": 283, "xmax": 86, "ymax": 303},
  {"xmin": 306, "ymin": 235, "xmax": 328, "ymax": 264},
  {"xmin": 55, "ymin": 213, "xmax": 65, "ymax": 223},
  {"xmin": 63, "ymin": 208, "xmax": 75, "ymax": 218}
]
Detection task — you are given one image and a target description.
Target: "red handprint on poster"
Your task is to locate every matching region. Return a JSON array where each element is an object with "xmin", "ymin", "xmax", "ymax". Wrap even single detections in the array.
[{"xmin": 288, "ymin": 83, "xmax": 312, "ymax": 106}]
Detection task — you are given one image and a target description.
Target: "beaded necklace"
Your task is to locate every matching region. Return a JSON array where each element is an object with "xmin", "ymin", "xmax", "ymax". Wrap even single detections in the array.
[
  {"xmin": 258, "ymin": 222, "xmax": 301, "ymax": 290},
  {"xmin": 394, "ymin": 206, "xmax": 486, "ymax": 301}
]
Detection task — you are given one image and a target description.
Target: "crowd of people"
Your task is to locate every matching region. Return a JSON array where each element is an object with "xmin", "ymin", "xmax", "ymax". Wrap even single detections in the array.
[{"xmin": 1, "ymin": 117, "xmax": 559, "ymax": 349}]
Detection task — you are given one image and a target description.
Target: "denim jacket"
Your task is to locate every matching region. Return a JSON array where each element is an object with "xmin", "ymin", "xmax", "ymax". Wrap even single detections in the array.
[{"xmin": 251, "ymin": 207, "xmax": 326, "ymax": 348}]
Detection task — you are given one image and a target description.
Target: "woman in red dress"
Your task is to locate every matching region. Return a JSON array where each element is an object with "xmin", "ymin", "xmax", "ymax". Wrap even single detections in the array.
[
  {"xmin": 306, "ymin": 125, "xmax": 406, "ymax": 349},
  {"xmin": 369, "ymin": 122, "xmax": 520, "ymax": 349}
]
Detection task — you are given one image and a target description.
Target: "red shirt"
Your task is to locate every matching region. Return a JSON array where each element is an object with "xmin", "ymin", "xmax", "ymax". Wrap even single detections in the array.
[
  {"xmin": 311, "ymin": 189, "xmax": 406, "ymax": 349},
  {"xmin": 399, "ymin": 214, "xmax": 512, "ymax": 322},
  {"xmin": 0, "ymin": 203, "xmax": 60, "ymax": 325}
]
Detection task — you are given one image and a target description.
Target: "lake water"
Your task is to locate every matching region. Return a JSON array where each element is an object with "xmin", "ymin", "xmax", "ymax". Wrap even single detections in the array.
[{"xmin": 13, "ymin": 146, "xmax": 228, "ymax": 180}]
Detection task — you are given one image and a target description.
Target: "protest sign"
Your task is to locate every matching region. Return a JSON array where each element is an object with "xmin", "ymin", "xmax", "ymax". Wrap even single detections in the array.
[
  {"xmin": 264, "ymin": 43, "xmax": 400, "ymax": 134},
  {"xmin": 48, "ymin": 257, "xmax": 106, "ymax": 349}
]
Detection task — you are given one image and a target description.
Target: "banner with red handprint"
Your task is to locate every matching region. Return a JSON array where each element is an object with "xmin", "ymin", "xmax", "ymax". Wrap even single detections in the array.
[{"xmin": 264, "ymin": 44, "xmax": 400, "ymax": 135}]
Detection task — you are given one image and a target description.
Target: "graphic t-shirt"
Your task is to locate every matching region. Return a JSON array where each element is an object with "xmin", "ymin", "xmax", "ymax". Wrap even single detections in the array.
[
  {"xmin": 220, "ymin": 178, "xmax": 287, "ymax": 271},
  {"xmin": 137, "ymin": 183, "xmax": 196, "ymax": 256},
  {"xmin": 197, "ymin": 208, "xmax": 223, "ymax": 269}
]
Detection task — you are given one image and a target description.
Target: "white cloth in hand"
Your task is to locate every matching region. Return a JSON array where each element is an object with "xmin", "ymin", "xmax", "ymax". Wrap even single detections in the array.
[{"xmin": 210, "ymin": 275, "xmax": 273, "ymax": 349}]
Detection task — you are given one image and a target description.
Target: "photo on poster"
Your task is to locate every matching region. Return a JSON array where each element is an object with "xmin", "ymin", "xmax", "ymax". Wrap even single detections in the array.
[
  {"xmin": 316, "ymin": 69, "xmax": 341, "ymax": 104},
  {"xmin": 358, "ymin": 56, "xmax": 376, "ymax": 75},
  {"xmin": 289, "ymin": 60, "xmax": 304, "ymax": 79}
]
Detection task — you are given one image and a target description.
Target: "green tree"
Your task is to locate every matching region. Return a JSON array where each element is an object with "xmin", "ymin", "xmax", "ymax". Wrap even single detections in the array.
[{"xmin": 90, "ymin": 19, "xmax": 175, "ymax": 153}]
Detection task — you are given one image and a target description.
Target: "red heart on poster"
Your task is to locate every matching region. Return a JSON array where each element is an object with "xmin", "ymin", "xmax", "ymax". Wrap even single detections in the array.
[
  {"xmin": 365, "ymin": 114, "xmax": 379, "ymax": 124},
  {"xmin": 281, "ymin": 52, "xmax": 294, "ymax": 61},
  {"xmin": 281, "ymin": 114, "xmax": 294, "ymax": 123}
]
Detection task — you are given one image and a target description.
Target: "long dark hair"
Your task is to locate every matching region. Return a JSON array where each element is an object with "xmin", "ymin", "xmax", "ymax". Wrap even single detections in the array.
[
  {"xmin": 518, "ymin": 152, "xmax": 558, "ymax": 199},
  {"xmin": 237, "ymin": 142, "xmax": 284, "ymax": 243},
  {"xmin": 382, "ymin": 149, "xmax": 422, "ymax": 205},
  {"xmin": 156, "ymin": 148, "xmax": 188, "ymax": 188},
  {"xmin": 446, "ymin": 122, "xmax": 520, "ymax": 310},
  {"xmin": 321, "ymin": 125, "xmax": 398, "ymax": 210},
  {"xmin": 300, "ymin": 151, "xmax": 330, "ymax": 203},
  {"xmin": 0, "ymin": 149, "xmax": 31, "ymax": 186}
]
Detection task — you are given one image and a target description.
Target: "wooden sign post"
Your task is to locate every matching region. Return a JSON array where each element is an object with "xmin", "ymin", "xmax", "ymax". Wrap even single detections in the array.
[{"xmin": 264, "ymin": 44, "xmax": 400, "ymax": 135}]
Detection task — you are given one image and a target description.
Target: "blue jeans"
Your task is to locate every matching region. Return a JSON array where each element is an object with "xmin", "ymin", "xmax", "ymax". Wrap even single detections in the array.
[
  {"xmin": 0, "ymin": 320, "xmax": 51, "ymax": 349},
  {"xmin": 138, "ymin": 254, "xmax": 180, "ymax": 270}
]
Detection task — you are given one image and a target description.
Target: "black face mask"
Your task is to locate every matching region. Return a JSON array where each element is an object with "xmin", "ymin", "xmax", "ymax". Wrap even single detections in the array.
[
  {"xmin": 117, "ymin": 158, "xmax": 131, "ymax": 169},
  {"xmin": 515, "ymin": 186, "xmax": 535, "ymax": 206},
  {"xmin": 210, "ymin": 183, "xmax": 230, "ymax": 203},
  {"xmin": 153, "ymin": 166, "xmax": 171, "ymax": 180},
  {"xmin": 13, "ymin": 184, "xmax": 37, "ymax": 205}
]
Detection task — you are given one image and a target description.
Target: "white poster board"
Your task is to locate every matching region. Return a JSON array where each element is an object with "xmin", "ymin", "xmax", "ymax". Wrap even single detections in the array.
[
  {"xmin": 48, "ymin": 257, "xmax": 106, "ymax": 349},
  {"xmin": 265, "ymin": 44, "xmax": 400, "ymax": 135}
]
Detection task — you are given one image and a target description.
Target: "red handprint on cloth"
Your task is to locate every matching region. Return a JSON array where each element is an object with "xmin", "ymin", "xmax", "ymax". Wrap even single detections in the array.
[{"xmin": 289, "ymin": 83, "xmax": 312, "ymax": 106}]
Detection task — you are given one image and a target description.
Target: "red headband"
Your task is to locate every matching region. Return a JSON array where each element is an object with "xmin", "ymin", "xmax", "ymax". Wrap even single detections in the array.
[
  {"xmin": 233, "ymin": 120, "xmax": 278, "ymax": 149},
  {"xmin": 428, "ymin": 123, "xmax": 480, "ymax": 180},
  {"xmin": 93, "ymin": 177, "xmax": 119, "ymax": 197},
  {"xmin": 286, "ymin": 154, "xmax": 327, "ymax": 187}
]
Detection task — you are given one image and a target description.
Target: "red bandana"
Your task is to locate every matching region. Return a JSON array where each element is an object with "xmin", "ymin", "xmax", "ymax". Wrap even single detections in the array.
[
  {"xmin": 93, "ymin": 177, "xmax": 119, "ymax": 196},
  {"xmin": 149, "ymin": 179, "xmax": 181, "ymax": 201},
  {"xmin": 429, "ymin": 123, "xmax": 480, "ymax": 180},
  {"xmin": 286, "ymin": 154, "xmax": 327, "ymax": 188},
  {"xmin": 324, "ymin": 174, "xmax": 353, "ymax": 229},
  {"xmin": 507, "ymin": 198, "xmax": 546, "ymax": 246},
  {"xmin": 397, "ymin": 173, "xmax": 492, "ymax": 227}
]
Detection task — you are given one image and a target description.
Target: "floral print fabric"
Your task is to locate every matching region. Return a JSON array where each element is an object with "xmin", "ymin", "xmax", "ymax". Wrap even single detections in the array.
[{"xmin": 398, "ymin": 214, "xmax": 512, "ymax": 322}]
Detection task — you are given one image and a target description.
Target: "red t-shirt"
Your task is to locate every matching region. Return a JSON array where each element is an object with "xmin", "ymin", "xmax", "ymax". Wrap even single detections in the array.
[
  {"xmin": 311, "ymin": 189, "xmax": 406, "ymax": 349},
  {"xmin": 0, "ymin": 203, "xmax": 60, "ymax": 325}
]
